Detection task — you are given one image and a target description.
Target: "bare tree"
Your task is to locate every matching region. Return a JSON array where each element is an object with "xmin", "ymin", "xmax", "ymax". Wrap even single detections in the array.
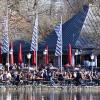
[{"xmin": 0, "ymin": 0, "xmax": 99, "ymax": 41}]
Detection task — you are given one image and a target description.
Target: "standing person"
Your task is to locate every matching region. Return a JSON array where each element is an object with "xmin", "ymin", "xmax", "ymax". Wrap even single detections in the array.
[
  {"xmin": 58, "ymin": 73, "xmax": 64, "ymax": 85},
  {"xmin": 74, "ymin": 71, "xmax": 82, "ymax": 86}
]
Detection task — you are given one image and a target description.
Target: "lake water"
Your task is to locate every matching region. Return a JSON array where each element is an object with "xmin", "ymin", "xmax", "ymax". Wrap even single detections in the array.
[{"xmin": 0, "ymin": 87, "xmax": 100, "ymax": 100}]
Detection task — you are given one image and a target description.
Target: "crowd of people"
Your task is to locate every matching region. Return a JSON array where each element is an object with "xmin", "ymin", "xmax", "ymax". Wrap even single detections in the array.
[{"xmin": 0, "ymin": 63, "xmax": 100, "ymax": 86}]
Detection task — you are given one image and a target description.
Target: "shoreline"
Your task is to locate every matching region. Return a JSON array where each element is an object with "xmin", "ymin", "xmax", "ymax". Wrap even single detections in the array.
[{"xmin": 0, "ymin": 85, "xmax": 100, "ymax": 93}]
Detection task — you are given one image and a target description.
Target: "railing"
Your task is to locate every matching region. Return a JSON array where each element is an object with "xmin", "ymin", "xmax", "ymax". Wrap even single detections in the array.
[{"xmin": 0, "ymin": 78, "xmax": 100, "ymax": 86}]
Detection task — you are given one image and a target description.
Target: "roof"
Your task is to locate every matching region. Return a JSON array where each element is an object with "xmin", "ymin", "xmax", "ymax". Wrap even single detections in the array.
[
  {"xmin": 13, "ymin": 40, "xmax": 30, "ymax": 53},
  {"xmin": 39, "ymin": 5, "xmax": 89, "ymax": 51},
  {"xmin": 75, "ymin": 4, "xmax": 100, "ymax": 49},
  {"xmin": 13, "ymin": 5, "xmax": 89, "ymax": 53}
]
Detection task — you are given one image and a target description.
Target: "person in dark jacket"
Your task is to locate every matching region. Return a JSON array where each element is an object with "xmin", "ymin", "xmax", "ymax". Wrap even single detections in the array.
[
  {"xmin": 74, "ymin": 71, "xmax": 82, "ymax": 86},
  {"xmin": 58, "ymin": 74, "xmax": 64, "ymax": 85}
]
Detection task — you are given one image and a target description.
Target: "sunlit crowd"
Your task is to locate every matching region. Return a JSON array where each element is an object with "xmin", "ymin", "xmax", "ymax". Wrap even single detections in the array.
[{"xmin": 0, "ymin": 63, "xmax": 100, "ymax": 86}]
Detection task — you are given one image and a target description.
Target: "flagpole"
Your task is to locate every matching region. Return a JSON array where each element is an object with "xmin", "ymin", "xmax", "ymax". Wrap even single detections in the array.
[
  {"xmin": 54, "ymin": 16, "xmax": 63, "ymax": 72},
  {"xmin": 36, "ymin": 36, "xmax": 38, "ymax": 70},
  {"xmin": 31, "ymin": 11, "xmax": 38, "ymax": 70},
  {"xmin": 36, "ymin": 13, "xmax": 38, "ymax": 70},
  {"xmin": 36, "ymin": 33, "xmax": 38, "ymax": 70},
  {"xmin": 7, "ymin": 0, "xmax": 9, "ymax": 71},
  {"xmin": 61, "ymin": 16, "xmax": 63, "ymax": 73}
]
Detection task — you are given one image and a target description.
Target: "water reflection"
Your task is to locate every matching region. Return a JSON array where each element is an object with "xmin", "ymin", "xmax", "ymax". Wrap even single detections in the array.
[{"xmin": 0, "ymin": 88, "xmax": 100, "ymax": 100}]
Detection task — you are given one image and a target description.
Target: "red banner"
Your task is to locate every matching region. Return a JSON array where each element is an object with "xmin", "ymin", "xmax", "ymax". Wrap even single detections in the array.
[
  {"xmin": 68, "ymin": 44, "xmax": 72, "ymax": 65},
  {"xmin": 18, "ymin": 43, "xmax": 22, "ymax": 64},
  {"xmin": 32, "ymin": 50, "xmax": 36, "ymax": 65}
]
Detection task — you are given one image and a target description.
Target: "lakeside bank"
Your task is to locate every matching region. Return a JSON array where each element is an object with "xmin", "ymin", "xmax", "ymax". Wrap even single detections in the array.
[{"xmin": 0, "ymin": 85, "xmax": 100, "ymax": 93}]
